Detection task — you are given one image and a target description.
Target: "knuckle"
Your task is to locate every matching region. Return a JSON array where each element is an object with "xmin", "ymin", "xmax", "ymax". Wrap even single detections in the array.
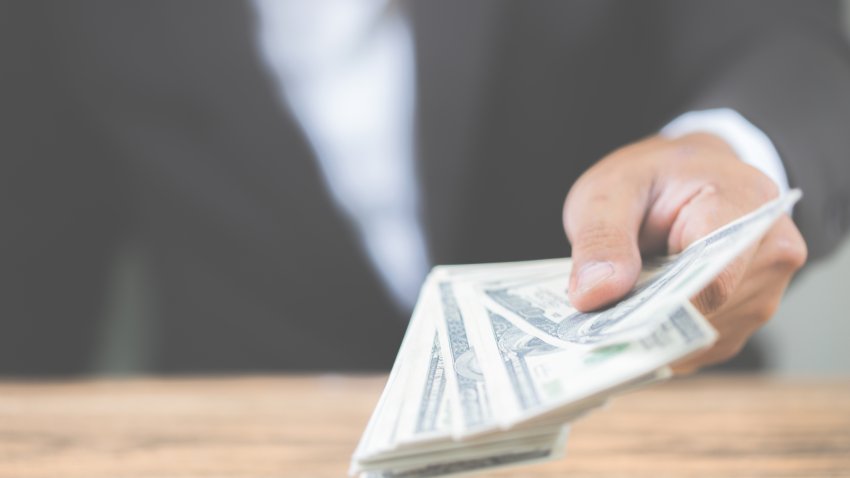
[
  {"xmin": 764, "ymin": 219, "xmax": 808, "ymax": 272},
  {"xmin": 694, "ymin": 272, "xmax": 735, "ymax": 314},
  {"xmin": 572, "ymin": 222, "xmax": 634, "ymax": 253},
  {"xmin": 751, "ymin": 307, "xmax": 776, "ymax": 327},
  {"xmin": 774, "ymin": 235, "xmax": 808, "ymax": 272}
]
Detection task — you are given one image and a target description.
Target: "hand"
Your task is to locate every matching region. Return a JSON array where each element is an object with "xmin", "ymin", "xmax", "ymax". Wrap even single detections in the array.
[{"xmin": 563, "ymin": 133, "xmax": 807, "ymax": 373}]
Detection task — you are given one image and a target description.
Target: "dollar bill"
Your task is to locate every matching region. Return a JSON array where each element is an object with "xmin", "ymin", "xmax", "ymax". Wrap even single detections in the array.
[
  {"xmin": 354, "ymin": 277, "xmax": 572, "ymax": 477},
  {"xmin": 468, "ymin": 298, "xmax": 713, "ymax": 426},
  {"xmin": 352, "ymin": 190, "xmax": 801, "ymax": 477},
  {"xmin": 360, "ymin": 426, "xmax": 569, "ymax": 478},
  {"xmin": 478, "ymin": 190, "xmax": 801, "ymax": 347},
  {"xmin": 432, "ymin": 276, "xmax": 497, "ymax": 438}
]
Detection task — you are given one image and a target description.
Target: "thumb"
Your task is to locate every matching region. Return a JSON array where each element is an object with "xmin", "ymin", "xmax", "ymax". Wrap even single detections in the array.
[{"xmin": 564, "ymin": 165, "xmax": 652, "ymax": 311}]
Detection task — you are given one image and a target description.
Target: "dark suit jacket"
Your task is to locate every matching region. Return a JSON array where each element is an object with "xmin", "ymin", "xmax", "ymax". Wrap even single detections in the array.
[{"xmin": 2, "ymin": 1, "xmax": 849, "ymax": 375}]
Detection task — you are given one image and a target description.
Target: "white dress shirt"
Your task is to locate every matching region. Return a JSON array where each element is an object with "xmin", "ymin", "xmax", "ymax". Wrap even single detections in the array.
[
  {"xmin": 252, "ymin": 0, "xmax": 428, "ymax": 309},
  {"xmin": 661, "ymin": 108, "xmax": 790, "ymax": 195},
  {"xmin": 251, "ymin": 1, "xmax": 790, "ymax": 310}
]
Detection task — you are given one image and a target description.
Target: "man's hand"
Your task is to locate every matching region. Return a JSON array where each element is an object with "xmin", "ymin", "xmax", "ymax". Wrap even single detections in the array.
[{"xmin": 563, "ymin": 133, "xmax": 807, "ymax": 373}]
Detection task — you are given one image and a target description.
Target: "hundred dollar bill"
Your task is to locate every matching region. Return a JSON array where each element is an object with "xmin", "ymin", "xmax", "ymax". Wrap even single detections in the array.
[
  {"xmin": 358, "ymin": 426, "xmax": 567, "ymax": 472},
  {"xmin": 386, "ymin": 287, "xmax": 454, "ymax": 449},
  {"xmin": 360, "ymin": 426, "xmax": 569, "ymax": 478},
  {"xmin": 353, "ymin": 191, "xmax": 798, "ymax": 478},
  {"xmin": 478, "ymin": 190, "xmax": 801, "ymax": 347},
  {"xmin": 431, "ymin": 274, "xmax": 497, "ymax": 438},
  {"xmin": 408, "ymin": 334, "xmax": 450, "ymax": 439},
  {"xmin": 458, "ymin": 278, "xmax": 714, "ymax": 426},
  {"xmin": 429, "ymin": 263, "xmax": 599, "ymax": 438},
  {"xmin": 353, "ymin": 284, "xmax": 442, "ymax": 464},
  {"xmin": 354, "ymin": 278, "xmax": 573, "ymax": 477}
]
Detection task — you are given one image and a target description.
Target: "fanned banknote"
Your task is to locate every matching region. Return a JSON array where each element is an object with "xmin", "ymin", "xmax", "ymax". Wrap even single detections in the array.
[
  {"xmin": 351, "ymin": 190, "xmax": 800, "ymax": 477},
  {"xmin": 478, "ymin": 189, "xmax": 801, "ymax": 348}
]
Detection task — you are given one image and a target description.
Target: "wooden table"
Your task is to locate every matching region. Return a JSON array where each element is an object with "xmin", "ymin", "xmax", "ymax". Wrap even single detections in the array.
[{"xmin": 0, "ymin": 375, "xmax": 848, "ymax": 477}]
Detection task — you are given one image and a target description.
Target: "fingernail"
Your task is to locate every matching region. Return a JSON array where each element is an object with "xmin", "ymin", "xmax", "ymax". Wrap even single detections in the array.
[{"xmin": 576, "ymin": 261, "xmax": 615, "ymax": 294}]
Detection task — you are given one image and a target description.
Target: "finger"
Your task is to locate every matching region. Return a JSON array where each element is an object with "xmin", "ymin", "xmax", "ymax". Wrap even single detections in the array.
[
  {"xmin": 701, "ymin": 216, "xmax": 807, "ymax": 319},
  {"xmin": 758, "ymin": 215, "xmax": 808, "ymax": 275},
  {"xmin": 672, "ymin": 185, "xmax": 767, "ymax": 315},
  {"xmin": 564, "ymin": 157, "xmax": 653, "ymax": 311},
  {"xmin": 691, "ymin": 253, "xmax": 755, "ymax": 315},
  {"xmin": 675, "ymin": 219, "xmax": 806, "ymax": 373}
]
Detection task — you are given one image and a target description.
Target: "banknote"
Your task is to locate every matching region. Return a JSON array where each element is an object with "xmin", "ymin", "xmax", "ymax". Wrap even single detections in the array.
[
  {"xmin": 353, "ymin": 285, "xmax": 703, "ymax": 476},
  {"xmin": 353, "ymin": 288, "xmax": 433, "ymax": 464},
  {"xmin": 460, "ymin": 295, "xmax": 713, "ymax": 426},
  {"xmin": 354, "ymin": 278, "xmax": 573, "ymax": 477},
  {"xmin": 478, "ymin": 190, "xmax": 801, "ymax": 347},
  {"xmin": 359, "ymin": 426, "xmax": 569, "ymax": 478},
  {"xmin": 352, "ymin": 190, "xmax": 801, "ymax": 477},
  {"xmin": 432, "ymin": 277, "xmax": 496, "ymax": 438}
]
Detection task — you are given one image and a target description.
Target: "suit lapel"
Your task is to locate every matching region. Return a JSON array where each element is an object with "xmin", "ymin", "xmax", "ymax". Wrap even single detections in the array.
[{"xmin": 409, "ymin": 0, "xmax": 506, "ymax": 262}]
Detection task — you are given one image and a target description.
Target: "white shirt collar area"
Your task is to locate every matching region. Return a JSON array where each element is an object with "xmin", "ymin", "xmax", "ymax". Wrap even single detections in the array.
[{"xmin": 252, "ymin": 0, "xmax": 429, "ymax": 310}]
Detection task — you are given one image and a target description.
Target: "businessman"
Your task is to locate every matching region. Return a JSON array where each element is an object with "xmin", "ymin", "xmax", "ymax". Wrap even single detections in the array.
[{"xmin": 1, "ymin": 0, "xmax": 848, "ymax": 375}]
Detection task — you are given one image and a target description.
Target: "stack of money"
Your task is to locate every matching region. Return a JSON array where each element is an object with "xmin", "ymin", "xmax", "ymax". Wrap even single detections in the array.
[{"xmin": 351, "ymin": 190, "xmax": 801, "ymax": 478}]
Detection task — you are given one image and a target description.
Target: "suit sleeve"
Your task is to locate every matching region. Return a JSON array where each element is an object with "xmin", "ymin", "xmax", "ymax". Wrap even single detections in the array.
[{"xmin": 655, "ymin": 0, "xmax": 850, "ymax": 260}]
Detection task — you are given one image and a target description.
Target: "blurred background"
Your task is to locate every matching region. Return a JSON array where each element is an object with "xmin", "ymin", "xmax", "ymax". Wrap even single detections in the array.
[
  {"xmin": 93, "ymin": 237, "xmax": 850, "ymax": 375},
  {"xmin": 760, "ymin": 3, "xmax": 850, "ymax": 375},
  {"xmin": 96, "ymin": 2, "xmax": 850, "ymax": 376},
  {"xmin": 3, "ymin": 1, "xmax": 849, "ymax": 376},
  {"xmin": 754, "ymin": 0, "xmax": 850, "ymax": 372}
]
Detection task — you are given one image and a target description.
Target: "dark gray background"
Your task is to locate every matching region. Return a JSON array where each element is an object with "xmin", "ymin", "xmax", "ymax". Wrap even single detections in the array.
[
  {"xmin": 90, "ymin": 2, "xmax": 850, "ymax": 376},
  {"xmin": 729, "ymin": 2, "xmax": 850, "ymax": 375}
]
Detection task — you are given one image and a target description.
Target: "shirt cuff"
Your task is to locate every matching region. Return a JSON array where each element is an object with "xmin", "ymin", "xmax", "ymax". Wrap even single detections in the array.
[{"xmin": 660, "ymin": 108, "xmax": 791, "ymax": 197}]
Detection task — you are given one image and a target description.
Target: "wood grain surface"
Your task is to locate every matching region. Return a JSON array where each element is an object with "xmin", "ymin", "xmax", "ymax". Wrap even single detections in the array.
[{"xmin": 0, "ymin": 374, "xmax": 848, "ymax": 477}]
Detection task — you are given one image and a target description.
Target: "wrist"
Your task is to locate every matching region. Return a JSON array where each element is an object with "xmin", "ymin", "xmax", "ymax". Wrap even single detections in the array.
[{"xmin": 660, "ymin": 108, "xmax": 791, "ymax": 198}]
